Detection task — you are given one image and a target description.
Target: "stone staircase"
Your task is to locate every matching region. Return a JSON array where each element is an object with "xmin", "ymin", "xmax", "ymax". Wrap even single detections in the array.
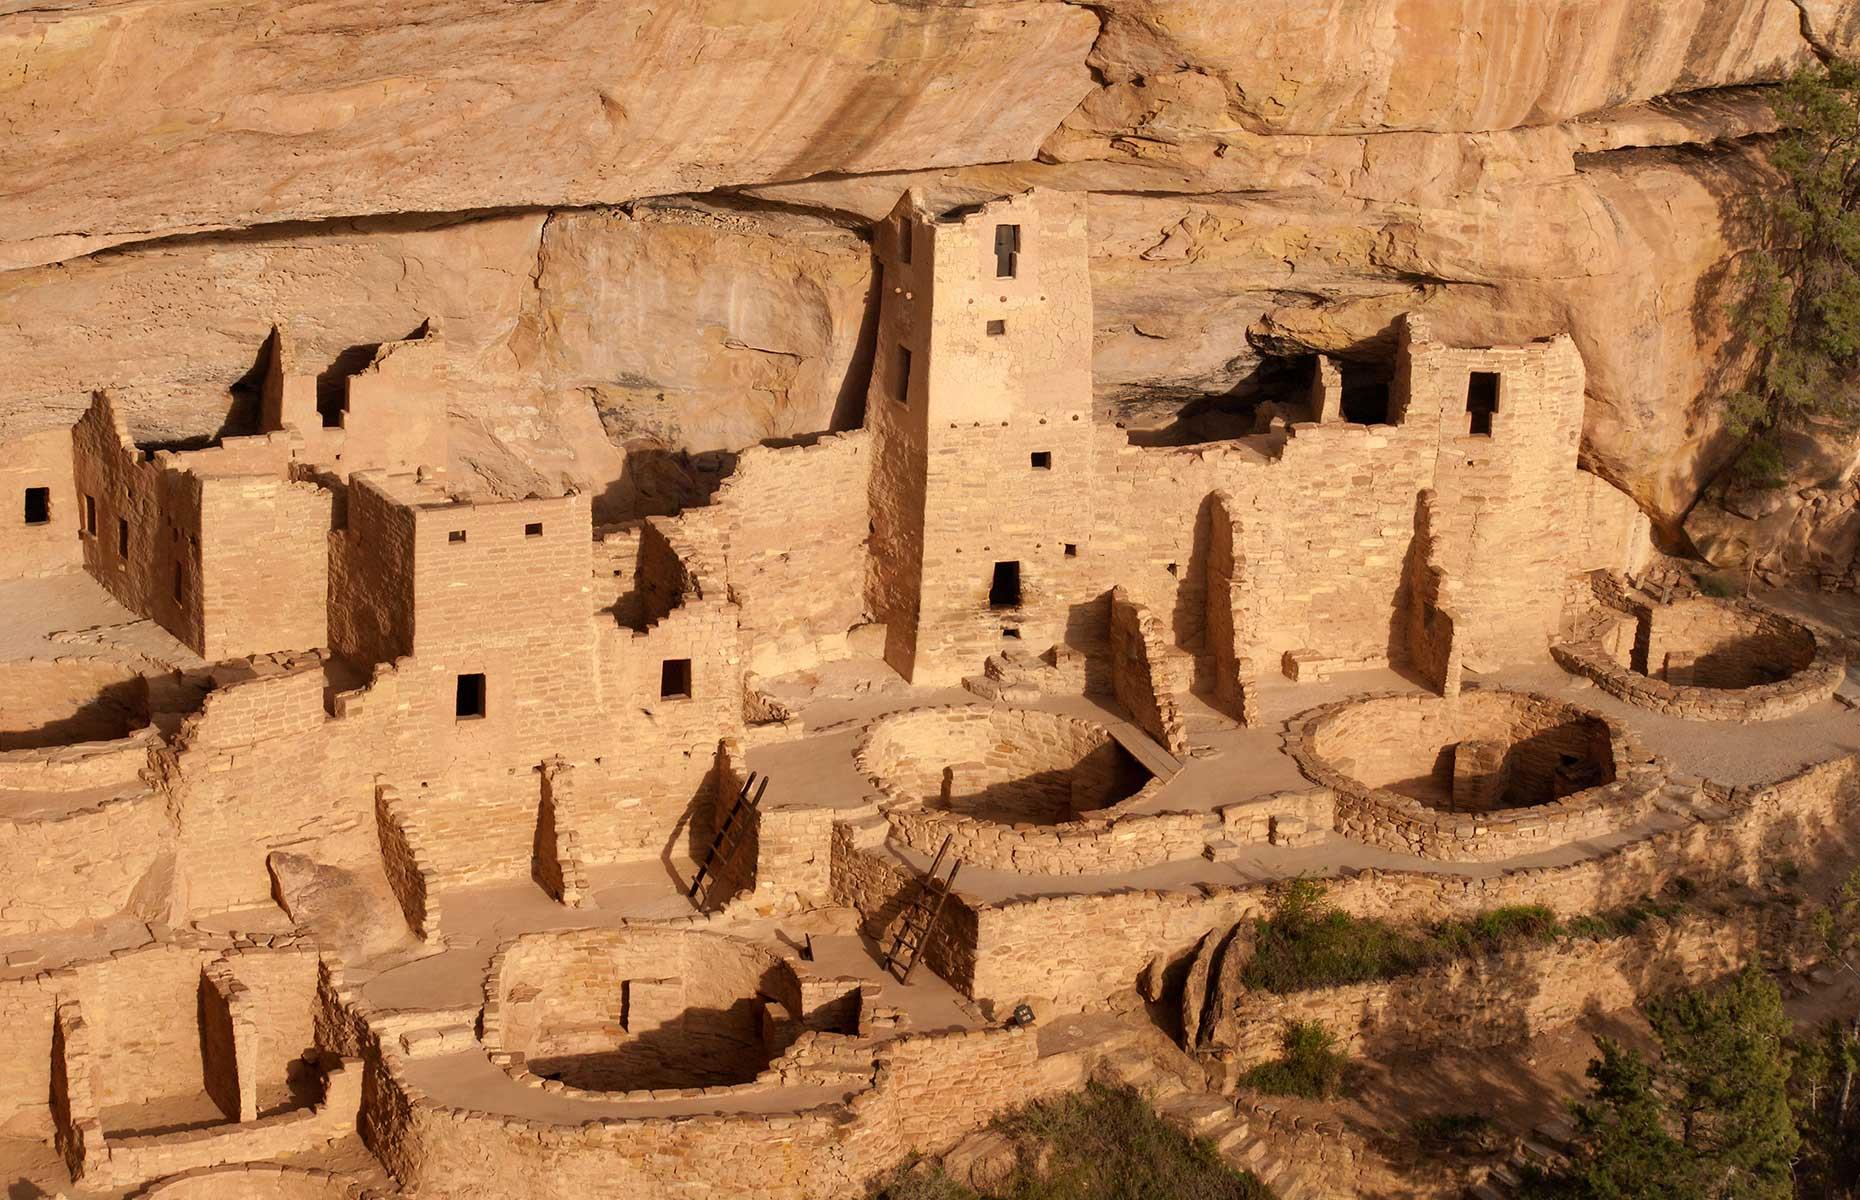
[
  {"xmin": 1093, "ymin": 1038, "xmax": 1332, "ymax": 1200},
  {"xmin": 1465, "ymin": 1117, "xmax": 1578, "ymax": 1199}
]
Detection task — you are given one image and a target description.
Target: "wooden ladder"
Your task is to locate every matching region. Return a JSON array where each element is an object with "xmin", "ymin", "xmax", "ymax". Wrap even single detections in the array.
[
  {"xmin": 882, "ymin": 835, "xmax": 963, "ymax": 984},
  {"xmin": 688, "ymin": 772, "xmax": 767, "ymax": 905}
]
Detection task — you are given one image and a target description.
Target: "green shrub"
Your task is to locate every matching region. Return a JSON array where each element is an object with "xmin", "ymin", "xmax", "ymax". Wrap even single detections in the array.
[
  {"xmin": 1241, "ymin": 879, "xmax": 1435, "ymax": 993},
  {"xmin": 1430, "ymin": 904, "xmax": 1562, "ymax": 955},
  {"xmin": 1244, "ymin": 882, "xmax": 1568, "ymax": 993},
  {"xmin": 1240, "ymin": 1021, "xmax": 1350, "ymax": 1101}
]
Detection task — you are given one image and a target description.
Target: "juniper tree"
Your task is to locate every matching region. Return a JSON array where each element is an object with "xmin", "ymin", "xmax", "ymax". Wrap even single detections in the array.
[{"xmin": 1733, "ymin": 59, "xmax": 1860, "ymax": 483}]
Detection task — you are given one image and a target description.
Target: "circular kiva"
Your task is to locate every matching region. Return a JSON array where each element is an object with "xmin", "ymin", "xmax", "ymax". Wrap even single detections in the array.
[
  {"xmin": 1551, "ymin": 596, "xmax": 1843, "ymax": 721},
  {"xmin": 1288, "ymin": 688, "xmax": 1666, "ymax": 863},
  {"xmin": 0, "ymin": 657, "xmax": 149, "ymax": 752},
  {"xmin": 481, "ymin": 927, "xmax": 804, "ymax": 1100},
  {"xmin": 854, "ymin": 704, "xmax": 1225, "ymax": 875}
]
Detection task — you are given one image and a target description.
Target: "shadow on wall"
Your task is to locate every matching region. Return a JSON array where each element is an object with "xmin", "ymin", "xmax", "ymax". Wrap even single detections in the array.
[
  {"xmin": 828, "ymin": 247, "xmax": 883, "ymax": 433},
  {"xmin": 0, "ymin": 676, "xmax": 148, "ymax": 751},
  {"xmin": 526, "ymin": 999, "xmax": 774, "ymax": 1091},
  {"xmin": 594, "ymin": 445, "xmax": 740, "ymax": 524}
]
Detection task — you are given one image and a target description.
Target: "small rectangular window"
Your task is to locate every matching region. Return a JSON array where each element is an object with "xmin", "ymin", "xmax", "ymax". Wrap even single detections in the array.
[
  {"xmin": 525, "ymin": 522, "xmax": 543, "ymax": 538},
  {"xmin": 1001, "ymin": 627, "xmax": 1021, "ymax": 639},
  {"xmin": 117, "ymin": 518, "xmax": 129, "ymax": 558},
  {"xmin": 989, "ymin": 560, "xmax": 1021, "ymax": 609},
  {"xmin": 448, "ymin": 529, "xmax": 467, "ymax": 545},
  {"xmin": 895, "ymin": 346, "xmax": 912, "ymax": 405},
  {"xmin": 660, "ymin": 658, "xmax": 692, "ymax": 700},
  {"xmin": 993, "ymin": 224, "xmax": 1021, "ymax": 279},
  {"xmin": 986, "ymin": 319, "xmax": 1006, "ymax": 336},
  {"xmin": 455, "ymin": 673, "xmax": 486, "ymax": 720},
  {"xmin": 1064, "ymin": 543, "xmax": 1078, "ymax": 558},
  {"xmin": 84, "ymin": 495, "xmax": 97, "ymax": 535},
  {"xmin": 1467, "ymin": 371, "xmax": 1500, "ymax": 437},
  {"xmin": 23, "ymin": 487, "xmax": 49, "ymax": 526},
  {"xmin": 1030, "ymin": 451, "xmax": 1052, "ymax": 470}
]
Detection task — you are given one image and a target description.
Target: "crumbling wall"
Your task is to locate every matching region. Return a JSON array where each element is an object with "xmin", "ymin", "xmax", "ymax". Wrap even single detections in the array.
[
  {"xmin": 1108, "ymin": 588, "xmax": 1189, "ymax": 756},
  {"xmin": 708, "ymin": 433, "xmax": 872, "ymax": 676}
]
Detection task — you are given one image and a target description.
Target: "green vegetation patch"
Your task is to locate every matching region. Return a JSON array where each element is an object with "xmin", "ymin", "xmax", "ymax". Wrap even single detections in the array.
[
  {"xmin": 1240, "ymin": 1021, "xmax": 1351, "ymax": 1101},
  {"xmin": 1241, "ymin": 880, "xmax": 1568, "ymax": 994}
]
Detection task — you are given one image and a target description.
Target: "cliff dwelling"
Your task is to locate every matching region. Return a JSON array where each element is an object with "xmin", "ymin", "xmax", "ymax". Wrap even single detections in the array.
[{"xmin": 6, "ymin": 7, "xmax": 1860, "ymax": 1198}]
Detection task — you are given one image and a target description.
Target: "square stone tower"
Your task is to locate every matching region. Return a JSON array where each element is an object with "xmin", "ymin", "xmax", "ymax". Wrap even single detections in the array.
[{"xmin": 864, "ymin": 189, "xmax": 1098, "ymax": 685}]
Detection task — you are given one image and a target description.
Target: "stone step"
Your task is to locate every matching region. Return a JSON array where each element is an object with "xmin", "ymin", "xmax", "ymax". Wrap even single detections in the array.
[
  {"xmin": 1202, "ymin": 838, "xmax": 1244, "ymax": 863},
  {"xmin": 399, "ymin": 1023, "xmax": 477, "ymax": 1058},
  {"xmin": 1224, "ymin": 1135, "xmax": 1270, "ymax": 1167},
  {"xmin": 1519, "ymin": 1139, "xmax": 1562, "ymax": 1166},
  {"xmin": 1534, "ymin": 1117, "xmax": 1578, "ymax": 1149},
  {"xmin": 1156, "ymin": 1091, "xmax": 1232, "ymax": 1135},
  {"xmin": 1209, "ymin": 1119, "xmax": 1252, "ymax": 1154}
]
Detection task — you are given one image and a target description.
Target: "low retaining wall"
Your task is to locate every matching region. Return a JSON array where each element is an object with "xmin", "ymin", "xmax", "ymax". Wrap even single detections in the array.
[
  {"xmin": 83, "ymin": 1055, "xmax": 362, "ymax": 1190},
  {"xmin": 1214, "ymin": 915, "xmax": 1757, "ymax": 1069},
  {"xmin": 944, "ymin": 754, "xmax": 1860, "ymax": 1011}
]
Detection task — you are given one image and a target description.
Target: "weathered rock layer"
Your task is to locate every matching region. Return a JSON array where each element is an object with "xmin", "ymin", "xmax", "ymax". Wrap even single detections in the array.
[{"xmin": 4, "ymin": 0, "xmax": 1858, "ymax": 542}]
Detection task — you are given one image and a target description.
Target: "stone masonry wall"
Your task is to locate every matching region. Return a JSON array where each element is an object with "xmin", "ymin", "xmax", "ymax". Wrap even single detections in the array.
[
  {"xmin": 956, "ymin": 754, "xmax": 1860, "ymax": 1010},
  {"xmin": 0, "ymin": 427, "xmax": 79, "ymax": 578},
  {"xmin": 1216, "ymin": 915, "xmax": 1757, "ymax": 1069},
  {"xmin": 1108, "ymin": 588, "xmax": 1189, "ymax": 755}
]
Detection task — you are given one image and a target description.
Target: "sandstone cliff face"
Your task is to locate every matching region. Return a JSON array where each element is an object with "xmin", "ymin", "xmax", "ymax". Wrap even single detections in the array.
[{"xmin": 3, "ymin": 0, "xmax": 1857, "ymax": 542}]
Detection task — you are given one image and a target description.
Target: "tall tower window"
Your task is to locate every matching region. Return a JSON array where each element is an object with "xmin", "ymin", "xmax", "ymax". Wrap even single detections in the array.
[
  {"xmin": 993, "ymin": 224, "xmax": 1021, "ymax": 279},
  {"xmin": 900, "ymin": 222, "xmax": 913, "ymax": 265},
  {"xmin": 895, "ymin": 346, "xmax": 912, "ymax": 405},
  {"xmin": 455, "ymin": 673, "xmax": 486, "ymax": 720},
  {"xmin": 1466, "ymin": 371, "xmax": 1500, "ymax": 436}
]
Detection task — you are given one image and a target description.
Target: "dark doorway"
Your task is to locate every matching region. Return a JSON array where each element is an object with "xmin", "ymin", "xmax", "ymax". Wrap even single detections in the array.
[
  {"xmin": 22, "ymin": 487, "xmax": 49, "ymax": 526},
  {"xmin": 1467, "ymin": 371, "xmax": 1500, "ymax": 436},
  {"xmin": 1341, "ymin": 361, "xmax": 1393, "ymax": 425},
  {"xmin": 990, "ymin": 561, "xmax": 1022, "ymax": 608}
]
